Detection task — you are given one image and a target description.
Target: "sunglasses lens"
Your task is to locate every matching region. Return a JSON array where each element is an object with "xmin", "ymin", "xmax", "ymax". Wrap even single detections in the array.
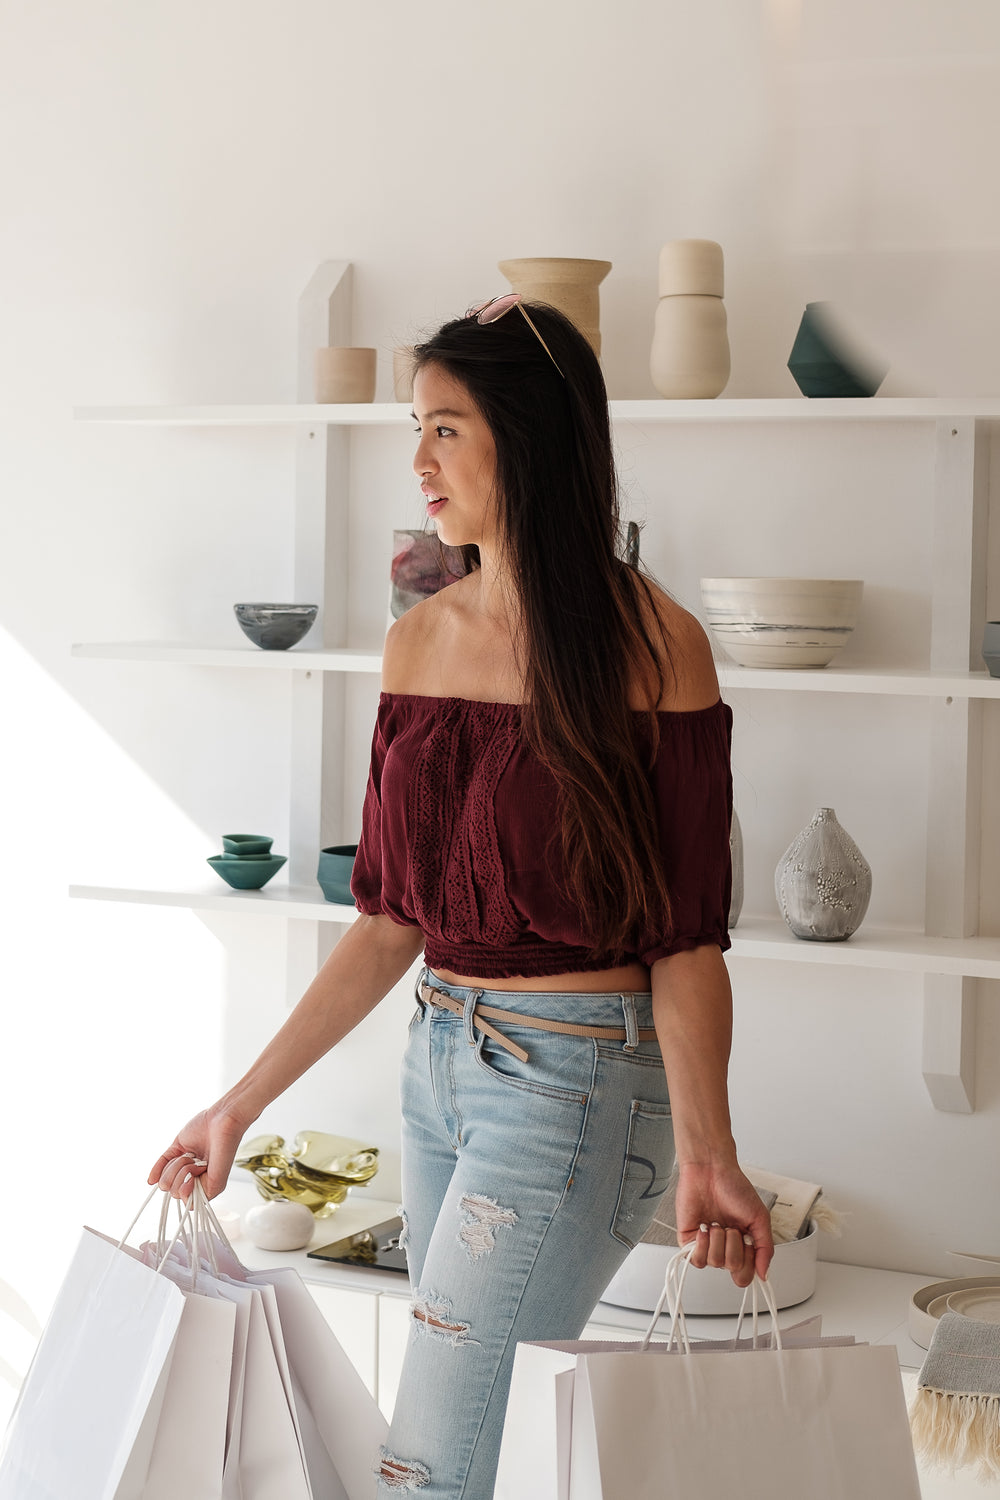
[{"xmin": 475, "ymin": 292, "xmax": 521, "ymax": 325}]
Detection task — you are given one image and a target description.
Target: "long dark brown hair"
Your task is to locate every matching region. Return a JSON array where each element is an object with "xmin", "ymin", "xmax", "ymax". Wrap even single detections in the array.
[{"xmin": 413, "ymin": 302, "xmax": 673, "ymax": 959}]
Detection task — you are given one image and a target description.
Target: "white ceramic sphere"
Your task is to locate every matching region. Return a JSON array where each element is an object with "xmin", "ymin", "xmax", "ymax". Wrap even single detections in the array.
[
  {"xmin": 243, "ymin": 1199, "xmax": 316, "ymax": 1251},
  {"xmin": 700, "ymin": 577, "xmax": 863, "ymax": 669}
]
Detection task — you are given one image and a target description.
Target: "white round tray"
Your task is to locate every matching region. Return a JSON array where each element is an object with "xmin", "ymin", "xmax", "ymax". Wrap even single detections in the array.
[
  {"xmin": 600, "ymin": 1220, "xmax": 818, "ymax": 1316},
  {"xmin": 909, "ymin": 1276, "xmax": 1000, "ymax": 1349}
]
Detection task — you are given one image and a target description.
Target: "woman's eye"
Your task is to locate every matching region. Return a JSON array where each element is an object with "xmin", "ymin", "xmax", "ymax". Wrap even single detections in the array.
[{"xmin": 437, "ymin": 426, "xmax": 456, "ymax": 438}]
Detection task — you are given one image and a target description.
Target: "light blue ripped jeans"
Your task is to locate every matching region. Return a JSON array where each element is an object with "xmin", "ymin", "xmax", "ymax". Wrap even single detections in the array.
[{"xmin": 376, "ymin": 969, "xmax": 675, "ymax": 1498}]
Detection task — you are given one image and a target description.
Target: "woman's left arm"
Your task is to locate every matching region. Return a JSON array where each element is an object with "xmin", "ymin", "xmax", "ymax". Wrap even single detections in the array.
[{"xmin": 651, "ymin": 943, "xmax": 774, "ymax": 1287}]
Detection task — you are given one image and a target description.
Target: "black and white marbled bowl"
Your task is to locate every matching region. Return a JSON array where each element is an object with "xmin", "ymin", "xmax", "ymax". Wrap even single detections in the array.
[{"xmin": 234, "ymin": 603, "xmax": 318, "ymax": 650}]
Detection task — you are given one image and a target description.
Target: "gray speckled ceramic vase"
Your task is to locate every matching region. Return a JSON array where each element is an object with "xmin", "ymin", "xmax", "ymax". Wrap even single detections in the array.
[
  {"xmin": 774, "ymin": 807, "xmax": 871, "ymax": 941},
  {"xmin": 729, "ymin": 808, "xmax": 744, "ymax": 928}
]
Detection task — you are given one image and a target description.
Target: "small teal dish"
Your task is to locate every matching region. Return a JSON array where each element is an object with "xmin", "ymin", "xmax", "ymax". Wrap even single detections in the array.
[
  {"xmin": 317, "ymin": 844, "xmax": 359, "ymax": 905},
  {"xmin": 983, "ymin": 622, "xmax": 1000, "ymax": 678},
  {"xmin": 222, "ymin": 834, "xmax": 274, "ymax": 857},
  {"xmin": 787, "ymin": 302, "xmax": 887, "ymax": 398},
  {"xmin": 208, "ymin": 854, "xmax": 287, "ymax": 890}
]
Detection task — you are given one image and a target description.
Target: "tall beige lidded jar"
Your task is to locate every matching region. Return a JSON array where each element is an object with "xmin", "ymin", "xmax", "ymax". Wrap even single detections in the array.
[
  {"xmin": 497, "ymin": 258, "xmax": 612, "ymax": 357},
  {"xmin": 650, "ymin": 239, "xmax": 730, "ymax": 398}
]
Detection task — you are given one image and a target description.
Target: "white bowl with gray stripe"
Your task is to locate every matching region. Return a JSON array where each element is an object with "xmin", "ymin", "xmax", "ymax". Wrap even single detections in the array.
[{"xmin": 700, "ymin": 577, "xmax": 863, "ymax": 669}]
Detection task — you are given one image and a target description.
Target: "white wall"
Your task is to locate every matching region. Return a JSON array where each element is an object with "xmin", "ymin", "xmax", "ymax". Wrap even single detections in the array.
[{"xmin": 2, "ymin": 0, "xmax": 999, "ymax": 1381}]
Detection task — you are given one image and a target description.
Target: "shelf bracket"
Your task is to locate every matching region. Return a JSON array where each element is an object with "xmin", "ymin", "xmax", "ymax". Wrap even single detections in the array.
[
  {"xmin": 287, "ymin": 261, "xmax": 355, "ymax": 1001},
  {"xmin": 922, "ymin": 974, "xmax": 976, "ymax": 1113},
  {"xmin": 920, "ymin": 420, "xmax": 990, "ymax": 1111}
]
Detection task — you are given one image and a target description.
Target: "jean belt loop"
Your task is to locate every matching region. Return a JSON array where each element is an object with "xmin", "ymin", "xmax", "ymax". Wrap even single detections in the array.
[
  {"xmin": 413, "ymin": 967, "xmax": 429, "ymax": 1009},
  {"xmin": 463, "ymin": 989, "xmax": 483, "ymax": 1048},
  {"xmin": 621, "ymin": 993, "xmax": 639, "ymax": 1052}
]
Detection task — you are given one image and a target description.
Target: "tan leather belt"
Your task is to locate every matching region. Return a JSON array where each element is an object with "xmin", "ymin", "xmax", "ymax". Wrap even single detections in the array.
[{"xmin": 418, "ymin": 982, "xmax": 658, "ymax": 1064}]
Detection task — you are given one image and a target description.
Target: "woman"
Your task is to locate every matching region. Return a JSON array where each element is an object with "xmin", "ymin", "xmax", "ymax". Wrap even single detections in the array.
[{"xmin": 150, "ymin": 296, "xmax": 773, "ymax": 1498}]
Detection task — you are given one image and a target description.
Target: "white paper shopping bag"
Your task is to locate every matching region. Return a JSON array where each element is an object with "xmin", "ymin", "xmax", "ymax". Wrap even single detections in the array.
[
  {"xmin": 141, "ymin": 1291, "xmax": 236, "ymax": 1500},
  {"xmin": 495, "ymin": 1344, "xmax": 579, "ymax": 1500},
  {"xmin": 211, "ymin": 1277, "xmax": 312, "ymax": 1500},
  {"xmin": 0, "ymin": 1226, "xmax": 185, "ymax": 1500},
  {"xmin": 251, "ymin": 1267, "xmax": 388, "ymax": 1500},
  {"xmin": 161, "ymin": 1193, "xmax": 389, "ymax": 1500},
  {"xmin": 497, "ymin": 1241, "xmax": 921, "ymax": 1500},
  {"xmin": 570, "ymin": 1340, "xmax": 921, "ymax": 1500}
]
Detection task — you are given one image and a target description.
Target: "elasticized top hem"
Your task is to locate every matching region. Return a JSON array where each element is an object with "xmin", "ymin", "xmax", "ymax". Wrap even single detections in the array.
[
  {"xmin": 421, "ymin": 932, "xmax": 730, "ymax": 979},
  {"xmin": 422, "ymin": 939, "xmax": 616, "ymax": 981}
]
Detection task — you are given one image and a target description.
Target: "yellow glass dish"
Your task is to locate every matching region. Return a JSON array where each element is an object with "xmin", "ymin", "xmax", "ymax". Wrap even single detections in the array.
[{"xmin": 236, "ymin": 1130, "xmax": 380, "ymax": 1218}]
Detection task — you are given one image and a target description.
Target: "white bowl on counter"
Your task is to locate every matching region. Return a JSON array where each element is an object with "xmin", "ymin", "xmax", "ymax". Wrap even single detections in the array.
[
  {"xmin": 601, "ymin": 1221, "xmax": 819, "ymax": 1316},
  {"xmin": 700, "ymin": 578, "xmax": 863, "ymax": 669}
]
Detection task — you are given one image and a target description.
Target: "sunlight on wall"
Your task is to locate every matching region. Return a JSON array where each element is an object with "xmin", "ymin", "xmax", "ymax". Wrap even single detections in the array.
[{"xmin": 0, "ymin": 626, "xmax": 228, "ymax": 1352}]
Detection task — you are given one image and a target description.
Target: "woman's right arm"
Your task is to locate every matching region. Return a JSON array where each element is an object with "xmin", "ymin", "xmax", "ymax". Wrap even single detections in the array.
[{"xmin": 148, "ymin": 911, "xmax": 425, "ymax": 1200}]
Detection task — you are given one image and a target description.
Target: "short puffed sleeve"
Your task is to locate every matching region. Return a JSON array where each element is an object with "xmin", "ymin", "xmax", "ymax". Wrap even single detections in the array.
[
  {"xmin": 350, "ymin": 694, "xmax": 423, "ymax": 928},
  {"xmin": 638, "ymin": 701, "xmax": 734, "ymax": 965}
]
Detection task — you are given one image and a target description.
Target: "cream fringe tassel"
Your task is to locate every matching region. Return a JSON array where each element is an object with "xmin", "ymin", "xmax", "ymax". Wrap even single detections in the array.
[{"xmin": 910, "ymin": 1386, "xmax": 1000, "ymax": 1482}]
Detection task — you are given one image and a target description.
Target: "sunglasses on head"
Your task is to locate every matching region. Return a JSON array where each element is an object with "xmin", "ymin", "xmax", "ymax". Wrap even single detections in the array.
[{"xmin": 465, "ymin": 293, "xmax": 565, "ymax": 379}]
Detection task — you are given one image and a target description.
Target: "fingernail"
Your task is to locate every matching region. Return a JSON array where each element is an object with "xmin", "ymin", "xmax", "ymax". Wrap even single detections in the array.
[
  {"xmin": 710, "ymin": 1221, "xmax": 721, "ymax": 1228},
  {"xmin": 699, "ymin": 1223, "xmax": 710, "ymax": 1233},
  {"xmin": 182, "ymin": 1171, "xmax": 192, "ymax": 1185},
  {"xmin": 744, "ymin": 1235, "xmax": 754, "ymax": 1246},
  {"xmin": 193, "ymin": 1158, "xmax": 207, "ymax": 1167}
]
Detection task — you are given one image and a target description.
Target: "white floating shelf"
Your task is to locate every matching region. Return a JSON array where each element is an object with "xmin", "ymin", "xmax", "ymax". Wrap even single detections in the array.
[
  {"xmin": 69, "ymin": 883, "xmax": 360, "ymax": 921},
  {"xmin": 71, "ymin": 642, "xmax": 383, "ymax": 672},
  {"xmin": 73, "ymin": 402, "xmax": 411, "ymax": 426},
  {"xmin": 68, "ymin": 886, "xmax": 1000, "ymax": 977},
  {"xmin": 611, "ymin": 397, "xmax": 1000, "ymax": 423},
  {"xmin": 74, "ymin": 397, "xmax": 1000, "ymax": 427},
  {"xmin": 729, "ymin": 916, "xmax": 1000, "ymax": 979},
  {"xmin": 71, "ymin": 643, "xmax": 1000, "ymax": 698},
  {"xmin": 718, "ymin": 665, "xmax": 1000, "ymax": 699}
]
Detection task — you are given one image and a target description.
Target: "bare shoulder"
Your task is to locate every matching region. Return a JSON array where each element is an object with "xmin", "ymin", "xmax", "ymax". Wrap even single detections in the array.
[
  {"xmin": 381, "ymin": 594, "xmax": 442, "ymax": 695},
  {"xmin": 381, "ymin": 575, "xmax": 478, "ymax": 696},
  {"xmin": 634, "ymin": 576, "xmax": 720, "ymax": 712}
]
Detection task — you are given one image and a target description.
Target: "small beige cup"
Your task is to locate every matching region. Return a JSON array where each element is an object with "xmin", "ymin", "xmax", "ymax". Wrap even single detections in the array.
[
  {"xmin": 393, "ymin": 347, "xmax": 416, "ymax": 403},
  {"xmin": 315, "ymin": 346, "xmax": 377, "ymax": 403}
]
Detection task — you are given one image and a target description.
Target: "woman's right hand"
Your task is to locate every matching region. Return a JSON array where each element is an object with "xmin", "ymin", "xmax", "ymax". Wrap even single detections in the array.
[{"xmin": 148, "ymin": 1104, "xmax": 250, "ymax": 1202}]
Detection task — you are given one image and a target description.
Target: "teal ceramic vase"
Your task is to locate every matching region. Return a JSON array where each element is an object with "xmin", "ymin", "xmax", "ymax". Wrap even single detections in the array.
[
  {"xmin": 787, "ymin": 303, "xmax": 887, "ymax": 398},
  {"xmin": 982, "ymin": 622, "xmax": 1000, "ymax": 678}
]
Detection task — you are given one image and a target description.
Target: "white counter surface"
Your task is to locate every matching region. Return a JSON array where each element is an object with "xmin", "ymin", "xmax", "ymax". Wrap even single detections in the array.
[{"xmin": 221, "ymin": 1186, "xmax": 932, "ymax": 1366}]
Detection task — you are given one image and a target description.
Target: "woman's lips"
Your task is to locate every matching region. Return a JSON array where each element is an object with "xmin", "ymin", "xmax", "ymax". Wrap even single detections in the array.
[{"xmin": 426, "ymin": 497, "xmax": 447, "ymax": 516}]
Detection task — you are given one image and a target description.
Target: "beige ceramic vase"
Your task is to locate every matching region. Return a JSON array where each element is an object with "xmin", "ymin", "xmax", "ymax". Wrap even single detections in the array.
[
  {"xmin": 315, "ymin": 347, "xmax": 377, "ymax": 403},
  {"xmin": 497, "ymin": 257, "xmax": 612, "ymax": 356},
  {"xmin": 650, "ymin": 239, "xmax": 730, "ymax": 399},
  {"xmin": 392, "ymin": 347, "xmax": 415, "ymax": 402}
]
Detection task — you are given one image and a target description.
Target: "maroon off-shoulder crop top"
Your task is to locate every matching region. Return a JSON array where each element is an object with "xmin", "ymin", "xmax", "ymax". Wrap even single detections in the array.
[{"xmin": 351, "ymin": 692, "xmax": 733, "ymax": 980}]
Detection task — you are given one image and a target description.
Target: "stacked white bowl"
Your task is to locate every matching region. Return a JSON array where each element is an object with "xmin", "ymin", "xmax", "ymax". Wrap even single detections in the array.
[{"xmin": 700, "ymin": 578, "xmax": 863, "ymax": 669}]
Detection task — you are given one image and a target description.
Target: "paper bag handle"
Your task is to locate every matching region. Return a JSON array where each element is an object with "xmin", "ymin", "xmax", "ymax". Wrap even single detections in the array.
[
  {"xmin": 640, "ymin": 1242, "xmax": 783, "ymax": 1352},
  {"xmin": 116, "ymin": 1179, "xmax": 240, "ymax": 1289}
]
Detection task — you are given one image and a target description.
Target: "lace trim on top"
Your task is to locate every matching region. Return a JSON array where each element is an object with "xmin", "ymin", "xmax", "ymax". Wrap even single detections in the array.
[{"xmin": 408, "ymin": 697, "xmax": 523, "ymax": 947}]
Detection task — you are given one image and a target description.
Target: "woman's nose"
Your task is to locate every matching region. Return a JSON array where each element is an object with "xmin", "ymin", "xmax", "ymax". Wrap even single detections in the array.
[{"xmin": 413, "ymin": 432, "xmax": 436, "ymax": 479}]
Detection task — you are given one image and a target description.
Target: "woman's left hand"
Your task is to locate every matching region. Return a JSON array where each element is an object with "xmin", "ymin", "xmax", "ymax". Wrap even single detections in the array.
[{"xmin": 674, "ymin": 1160, "xmax": 774, "ymax": 1287}]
